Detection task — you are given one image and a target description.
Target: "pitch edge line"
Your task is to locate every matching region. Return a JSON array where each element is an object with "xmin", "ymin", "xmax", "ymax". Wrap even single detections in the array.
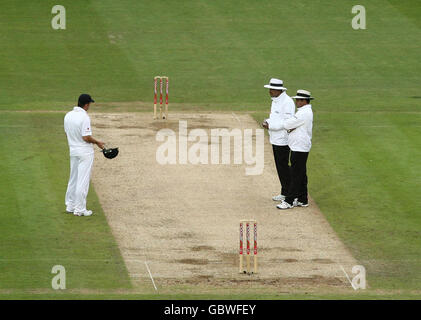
[
  {"xmin": 232, "ymin": 112, "xmax": 241, "ymax": 123},
  {"xmin": 144, "ymin": 261, "xmax": 158, "ymax": 291},
  {"xmin": 339, "ymin": 264, "xmax": 356, "ymax": 290}
]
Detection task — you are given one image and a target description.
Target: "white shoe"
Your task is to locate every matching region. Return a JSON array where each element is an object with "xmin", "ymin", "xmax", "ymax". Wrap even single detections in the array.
[
  {"xmin": 272, "ymin": 194, "xmax": 286, "ymax": 201},
  {"xmin": 74, "ymin": 210, "xmax": 93, "ymax": 217},
  {"xmin": 276, "ymin": 200, "xmax": 293, "ymax": 210},
  {"xmin": 293, "ymin": 199, "xmax": 309, "ymax": 207},
  {"xmin": 66, "ymin": 207, "xmax": 74, "ymax": 214}
]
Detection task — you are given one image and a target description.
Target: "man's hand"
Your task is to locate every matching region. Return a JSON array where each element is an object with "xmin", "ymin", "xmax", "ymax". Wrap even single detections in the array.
[
  {"xmin": 262, "ymin": 120, "xmax": 269, "ymax": 129},
  {"xmin": 96, "ymin": 141, "xmax": 105, "ymax": 149}
]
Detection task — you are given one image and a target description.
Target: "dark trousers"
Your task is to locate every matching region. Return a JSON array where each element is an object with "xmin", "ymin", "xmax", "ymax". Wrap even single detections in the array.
[
  {"xmin": 286, "ymin": 151, "xmax": 309, "ymax": 205},
  {"xmin": 272, "ymin": 145, "xmax": 291, "ymax": 196}
]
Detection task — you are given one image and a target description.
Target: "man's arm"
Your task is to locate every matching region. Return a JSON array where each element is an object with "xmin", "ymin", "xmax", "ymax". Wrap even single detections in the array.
[
  {"xmin": 83, "ymin": 135, "xmax": 105, "ymax": 149},
  {"xmin": 266, "ymin": 100, "xmax": 295, "ymax": 131},
  {"xmin": 283, "ymin": 113, "xmax": 306, "ymax": 131},
  {"xmin": 81, "ymin": 116, "xmax": 104, "ymax": 149},
  {"xmin": 266, "ymin": 111, "xmax": 285, "ymax": 131}
]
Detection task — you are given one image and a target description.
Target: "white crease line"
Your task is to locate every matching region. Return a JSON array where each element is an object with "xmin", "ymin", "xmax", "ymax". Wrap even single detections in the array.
[
  {"xmin": 232, "ymin": 112, "xmax": 241, "ymax": 123},
  {"xmin": 144, "ymin": 261, "xmax": 158, "ymax": 291},
  {"xmin": 339, "ymin": 264, "xmax": 356, "ymax": 290}
]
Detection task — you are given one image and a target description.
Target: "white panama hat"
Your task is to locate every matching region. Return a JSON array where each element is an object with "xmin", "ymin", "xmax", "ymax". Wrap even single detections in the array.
[
  {"xmin": 263, "ymin": 78, "xmax": 287, "ymax": 91},
  {"xmin": 291, "ymin": 89, "xmax": 315, "ymax": 100}
]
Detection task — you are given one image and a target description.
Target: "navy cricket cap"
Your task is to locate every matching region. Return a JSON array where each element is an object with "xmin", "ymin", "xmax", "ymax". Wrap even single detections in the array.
[{"xmin": 78, "ymin": 94, "xmax": 95, "ymax": 106}]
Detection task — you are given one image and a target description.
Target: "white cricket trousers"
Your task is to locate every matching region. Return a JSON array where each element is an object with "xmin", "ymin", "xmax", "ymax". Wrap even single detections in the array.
[{"xmin": 65, "ymin": 153, "xmax": 94, "ymax": 213}]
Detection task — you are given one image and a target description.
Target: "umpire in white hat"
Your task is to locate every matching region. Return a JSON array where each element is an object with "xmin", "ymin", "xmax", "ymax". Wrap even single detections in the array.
[
  {"xmin": 261, "ymin": 78, "xmax": 295, "ymax": 201},
  {"xmin": 276, "ymin": 90, "xmax": 314, "ymax": 210}
]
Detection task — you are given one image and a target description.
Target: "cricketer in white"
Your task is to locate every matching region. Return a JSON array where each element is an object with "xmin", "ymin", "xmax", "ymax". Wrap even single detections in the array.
[{"xmin": 64, "ymin": 94, "xmax": 104, "ymax": 217}]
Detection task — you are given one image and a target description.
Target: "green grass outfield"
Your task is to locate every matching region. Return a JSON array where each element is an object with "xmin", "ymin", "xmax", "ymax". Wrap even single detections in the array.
[
  {"xmin": 0, "ymin": 112, "xmax": 131, "ymax": 290},
  {"xmin": 0, "ymin": 0, "xmax": 420, "ymax": 299}
]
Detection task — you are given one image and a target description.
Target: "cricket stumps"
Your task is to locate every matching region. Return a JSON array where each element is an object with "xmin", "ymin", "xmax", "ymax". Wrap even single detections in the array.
[
  {"xmin": 239, "ymin": 219, "xmax": 257, "ymax": 274},
  {"xmin": 154, "ymin": 76, "xmax": 169, "ymax": 120}
]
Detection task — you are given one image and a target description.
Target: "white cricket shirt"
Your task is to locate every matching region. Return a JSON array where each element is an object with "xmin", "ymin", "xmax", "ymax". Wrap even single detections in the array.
[
  {"xmin": 64, "ymin": 107, "xmax": 94, "ymax": 156},
  {"xmin": 282, "ymin": 104, "xmax": 313, "ymax": 152},
  {"xmin": 265, "ymin": 92, "xmax": 295, "ymax": 146}
]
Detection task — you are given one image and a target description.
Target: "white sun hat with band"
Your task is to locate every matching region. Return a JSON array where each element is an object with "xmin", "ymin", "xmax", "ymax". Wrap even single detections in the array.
[
  {"xmin": 291, "ymin": 89, "xmax": 315, "ymax": 100},
  {"xmin": 263, "ymin": 78, "xmax": 287, "ymax": 91}
]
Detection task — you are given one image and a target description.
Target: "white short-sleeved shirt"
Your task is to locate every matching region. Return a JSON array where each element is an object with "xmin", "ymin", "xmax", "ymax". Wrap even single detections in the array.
[
  {"xmin": 282, "ymin": 104, "xmax": 313, "ymax": 152},
  {"xmin": 64, "ymin": 107, "xmax": 94, "ymax": 156}
]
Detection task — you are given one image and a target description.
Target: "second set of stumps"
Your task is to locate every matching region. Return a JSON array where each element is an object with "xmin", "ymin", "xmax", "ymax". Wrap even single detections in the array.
[{"xmin": 239, "ymin": 219, "xmax": 257, "ymax": 274}]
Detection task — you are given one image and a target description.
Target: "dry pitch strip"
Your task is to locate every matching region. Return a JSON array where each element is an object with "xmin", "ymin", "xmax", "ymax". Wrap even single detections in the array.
[{"xmin": 153, "ymin": 76, "xmax": 259, "ymax": 276}]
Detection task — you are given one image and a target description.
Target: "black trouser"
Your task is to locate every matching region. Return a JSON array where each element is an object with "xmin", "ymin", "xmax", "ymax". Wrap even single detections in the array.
[
  {"xmin": 272, "ymin": 145, "xmax": 291, "ymax": 196},
  {"xmin": 285, "ymin": 151, "xmax": 309, "ymax": 205}
]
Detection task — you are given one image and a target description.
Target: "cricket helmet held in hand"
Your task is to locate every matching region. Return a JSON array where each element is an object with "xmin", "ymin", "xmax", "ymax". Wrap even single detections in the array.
[{"xmin": 102, "ymin": 147, "xmax": 119, "ymax": 159}]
